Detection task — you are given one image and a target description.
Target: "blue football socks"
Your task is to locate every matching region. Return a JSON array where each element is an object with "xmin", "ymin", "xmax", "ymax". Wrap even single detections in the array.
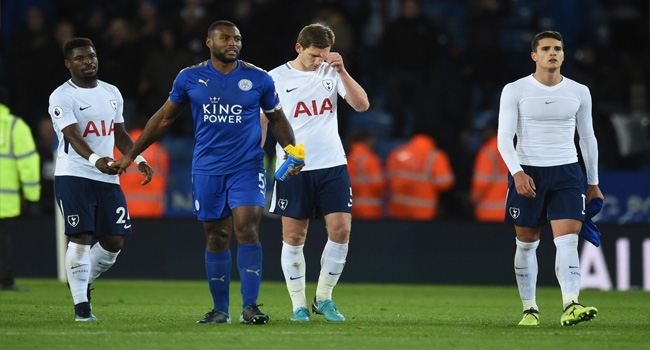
[
  {"xmin": 205, "ymin": 249, "xmax": 231, "ymax": 313},
  {"xmin": 237, "ymin": 243, "xmax": 263, "ymax": 309}
]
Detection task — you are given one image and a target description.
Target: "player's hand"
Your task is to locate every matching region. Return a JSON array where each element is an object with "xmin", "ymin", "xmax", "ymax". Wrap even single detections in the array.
[
  {"xmin": 513, "ymin": 171, "xmax": 536, "ymax": 199},
  {"xmin": 289, "ymin": 162, "xmax": 305, "ymax": 176},
  {"xmin": 111, "ymin": 156, "xmax": 134, "ymax": 176},
  {"xmin": 321, "ymin": 52, "xmax": 345, "ymax": 72},
  {"xmin": 586, "ymin": 184, "xmax": 604, "ymax": 203},
  {"xmin": 96, "ymin": 157, "xmax": 118, "ymax": 175},
  {"xmin": 138, "ymin": 162, "xmax": 154, "ymax": 186},
  {"xmin": 281, "ymin": 153, "xmax": 305, "ymax": 176}
]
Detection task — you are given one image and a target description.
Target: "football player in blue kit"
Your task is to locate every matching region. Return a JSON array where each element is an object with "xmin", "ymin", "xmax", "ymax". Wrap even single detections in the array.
[
  {"xmin": 112, "ymin": 20, "xmax": 298, "ymax": 325},
  {"xmin": 49, "ymin": 37, "xmax": 154, "ymax": 322}
]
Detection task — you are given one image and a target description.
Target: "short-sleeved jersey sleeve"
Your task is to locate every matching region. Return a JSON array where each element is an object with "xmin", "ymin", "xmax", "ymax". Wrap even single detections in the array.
[
  {"xmin": 169, "ymin": 69, "xmax": 190, "ymax": 105},
  {"xmin": 49, "ymin": 89, "xmax": 78, "ymax": 131},
  {"xmin": 259, "ymin": 73, "xmax": 280, "ymax": 113}
]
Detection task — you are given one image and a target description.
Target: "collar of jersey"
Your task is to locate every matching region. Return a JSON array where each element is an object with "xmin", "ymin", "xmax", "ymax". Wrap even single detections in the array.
[{"xmin": 208, "ymin": 59, "xmax": 241, "ymax": 76}]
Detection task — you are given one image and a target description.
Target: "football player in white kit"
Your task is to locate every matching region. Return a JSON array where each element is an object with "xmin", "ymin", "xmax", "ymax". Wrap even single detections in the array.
[
  {"xmin": 497, "ymin": 31, "xmax": 603, "ymax": 326},
  {"xmin": 49, "ymin": 38, "xmax": 153, "ymax": 322},
  {"xmin": 264, "ymin": 24, "xmax": 369, "ymax": 322}
]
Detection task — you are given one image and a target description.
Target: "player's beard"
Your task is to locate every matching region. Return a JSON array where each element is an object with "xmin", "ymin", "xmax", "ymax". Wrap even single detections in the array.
[{"xmin": 213, "ymin": 49, "xmax": 239, "ymax": 64}]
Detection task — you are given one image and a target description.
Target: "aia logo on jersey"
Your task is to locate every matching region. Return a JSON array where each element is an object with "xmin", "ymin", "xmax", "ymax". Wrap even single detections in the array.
[
  {"xmin": 293, "ymin": 98, "xmax": 333, "ymax": 118},
  {"xmin": 83, "ymin": 120, "xmax": 114, "ymax": 137}
]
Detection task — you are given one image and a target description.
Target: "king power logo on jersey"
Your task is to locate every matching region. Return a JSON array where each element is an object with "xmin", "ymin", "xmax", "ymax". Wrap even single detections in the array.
[
  {"xmin": 83, "ymin": 120, "xmax": 114, "ymax": 137},
  {"xmin": 293, "ymin": 98, "xmax": 333, "ymax": 118},
  {"xmin": 203, "ymin": 97, "xmax": 243, "ymax": 124}
]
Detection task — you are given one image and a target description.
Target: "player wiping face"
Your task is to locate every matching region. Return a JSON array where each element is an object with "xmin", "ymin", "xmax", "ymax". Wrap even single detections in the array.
[{"xmin": 294, "ymin": 44, "xmax": 346, "ymax": 73}]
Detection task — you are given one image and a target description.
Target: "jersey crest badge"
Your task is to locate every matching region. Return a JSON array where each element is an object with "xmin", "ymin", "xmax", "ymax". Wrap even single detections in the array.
[
  {"xmin": 322, "ymin": 79, "xmax": 333, "ymax": 92},
  {"xmin": 238, "ymin": 79, "xmax": 253, "ymax": 91},
  {"xmin": 110, "ymin": 99, "xmax": 117, "ymax": 111},
  {"xmin": 509, "ymin": 207, "xmax": 520, "ymax": 219},
  {"xmin": 278, "ymin": 199, "xmax": 288, "ymax": 210},
  {"xmin": 67, "ymin": 215, "xmax": 80, "ymax": 227}
]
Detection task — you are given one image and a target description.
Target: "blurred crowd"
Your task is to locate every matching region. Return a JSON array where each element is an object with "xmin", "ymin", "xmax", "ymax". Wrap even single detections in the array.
[{"xmin": 1, "ymin": 0, "xmax": 648, "ymax": 220}]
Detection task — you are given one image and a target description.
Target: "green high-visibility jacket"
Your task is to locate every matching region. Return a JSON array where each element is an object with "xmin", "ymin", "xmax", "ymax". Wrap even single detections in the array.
[{"xmin": 0, "ymin": 103, "xmax": 41, "ymax": 218}]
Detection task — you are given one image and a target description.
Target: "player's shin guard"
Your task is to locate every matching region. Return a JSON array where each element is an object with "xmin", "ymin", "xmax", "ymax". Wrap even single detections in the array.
[
  {"xmin": 515, "ymin": 238, "xmax": 539, "ymax": 311},
  {"xmin": 316, "ymin": 239, "xmax": 348, "ymax": 302},
  {"xmin": 88, "ymin": 243, "xmax": 119, "ymax": 284},
  {"xmin": 237, "ymin": 243, "xmax": 262, "ymax": 309},
  {"xmin": 65, "ymin": 242, "xmax": 91, "ymax": 305},
  {"xmin": 205, "ymin": 249, "xmax": 231, "ymax": 312},
  {"xmin": 554, "ymin": 234, "xmax": 581, "ymax": 309},
  {"xmin": 281, "ymin": 242, "xmax": 307, "ymax": 310}
]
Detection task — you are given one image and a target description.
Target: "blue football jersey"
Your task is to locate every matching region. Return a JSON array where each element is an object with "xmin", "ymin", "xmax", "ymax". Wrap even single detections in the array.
[{"xmin": 170, "ymin": 60, "xmax": 279, "ymax": 174}]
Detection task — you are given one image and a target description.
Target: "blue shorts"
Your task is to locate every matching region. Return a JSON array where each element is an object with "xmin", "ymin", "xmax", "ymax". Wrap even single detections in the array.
[
  {"xmin": 505, "ymin": 163, "xmax": 586, "ymax": 227},
  {"xmin": 270, "ymin": 165, "xmax": 352, "ymax": 218},
  {"xmin": 55, "ymin": 176, "xmax": 133, "ymax": 236},
  {"xmin": 192, "ymin": 167, "xmax": 266, "ymax": 221}
]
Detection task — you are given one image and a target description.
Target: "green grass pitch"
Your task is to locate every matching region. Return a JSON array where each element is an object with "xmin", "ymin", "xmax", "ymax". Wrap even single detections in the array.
[{"xmin": 1, "ymin": 279, "xmax": 648, "ymax": 349}]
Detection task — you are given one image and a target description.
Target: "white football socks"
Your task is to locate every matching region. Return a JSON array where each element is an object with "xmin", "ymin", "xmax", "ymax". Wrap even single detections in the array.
[
  {"xmin": 65, "ymin": 242, "xmax": 91, "ymax": 305},
  {"xmin": 316, "ymin": 239, "xmax": 348, "ymax": 302},
  {"xmin": 515, "ymin": 238, "xmax": 539, "ymax": 311},
  {"xmin": 554, "ymin": 234, "xmax": 581, "ymax": 309},
  {"xmin": 88, "ymin": 243, "xmax": 120, "ymax": 284},
  {"xmin": 281, "ymin": 242, "xmax": 307, "ymax": 310}
]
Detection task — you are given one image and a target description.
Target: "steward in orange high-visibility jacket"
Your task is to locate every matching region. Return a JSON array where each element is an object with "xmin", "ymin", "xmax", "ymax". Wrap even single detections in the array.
[
  {"xmin": 386, "ymin": 134, "xmax": 454, "ymax": 220},
  {"xmin": 347, "ymin": 133, "xmax": 385, "ymax": 219},
  {"xmin": 470, "ymin": 134, "xmax": 508, "ymax": 222},
  {"xmin": 115, "ymin": 128, "xmax": 169, "ymax": 217}
]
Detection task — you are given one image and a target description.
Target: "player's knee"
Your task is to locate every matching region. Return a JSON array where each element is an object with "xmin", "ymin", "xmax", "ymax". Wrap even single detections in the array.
[{"xmin": 283, "ymin": 232, "xmax": 306, "ymax": 246}]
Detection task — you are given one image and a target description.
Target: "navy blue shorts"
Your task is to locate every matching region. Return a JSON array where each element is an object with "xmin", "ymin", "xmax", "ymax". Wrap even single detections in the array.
[
  {"xmin": 505, "ymin": 163, "xmax": 586, "ymax": 227},
  {"xmin": 192, "ymin": 167, "xmax": 266, "ymax": 221},
  {"xmin": 270, "ymin": 165, "xmax": 352, "ymax": 219},
  {"xmin": 55, "ymin": 176, "xmax": 133, "ymax": 236}
]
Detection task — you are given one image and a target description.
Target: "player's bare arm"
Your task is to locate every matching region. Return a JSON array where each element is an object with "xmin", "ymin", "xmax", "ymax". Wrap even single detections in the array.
[
  {"xmin": 321, "ymin": 52, "xmax": 369, "ymax": 112},
  {"xmin": 113, "ymin": 99, "xmax": 185, "ymax": 175},
  {"xmin": 512, "ymin": 171, "xmax": 536, "ymax": 199},
  {"xmin": 113, "ymin": 122, "xmax": 154, "ymax": 185},
  {"xmin": 61, "ymin": 123, "xmax": 117, "ymax": 175},
  {"xmin": 265, "ymin": 108, "xmax": 304, "ymax": 175}
]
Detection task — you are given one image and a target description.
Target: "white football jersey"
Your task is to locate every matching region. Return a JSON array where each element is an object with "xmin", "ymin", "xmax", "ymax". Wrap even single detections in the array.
[
  {"xmin": 49, "ymin": 79, "xmax": 124, "ymax": 184},
  {"xmin": 497, "ymin": 74, "xmax": 599, "ymax": 184},
  {"xmin": 269, "ymin": 62, "xmax": 347, "ymax": 171}
]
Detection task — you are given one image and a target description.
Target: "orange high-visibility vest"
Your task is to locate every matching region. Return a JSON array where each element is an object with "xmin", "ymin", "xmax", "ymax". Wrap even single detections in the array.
[
  {"xmin": 115, "ymin": 129, "xmax": 169, "ymax": 218},
  {"xmin": 347, "ymin": 141, "xmax": 385, "ymax": 219},
  {"xmin": 387, "ymin": 135, "xmax": 454, "ymax": 220},
  {"xmin": 470, "ymin": 135, "xmax": 508, "ymax": 222}
]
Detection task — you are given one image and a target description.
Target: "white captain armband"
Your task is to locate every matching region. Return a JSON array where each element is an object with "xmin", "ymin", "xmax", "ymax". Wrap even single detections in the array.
[
  {"xmin": 88, "ymin": 153, "xmax": 101, "ymax": 167},
  {"xmin": 134, "ymin": 155, "xmax": 147, "ymax": 165}
]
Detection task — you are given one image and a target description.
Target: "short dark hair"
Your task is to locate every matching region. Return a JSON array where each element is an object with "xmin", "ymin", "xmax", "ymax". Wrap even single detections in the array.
[
  {"xmin": 297, "ymin": 23, "xmax": 335, "ymax": 49},
  {"xmin": 207, "ymin": 20, "xmax": 236, "ymax": 37},
  {"xmin": 531, "ymin": 31, "xmax": 563, "ymax": 52},
  {"xmin": 63, "ymin": 37, "xmax": 95, "ymax": 58}
]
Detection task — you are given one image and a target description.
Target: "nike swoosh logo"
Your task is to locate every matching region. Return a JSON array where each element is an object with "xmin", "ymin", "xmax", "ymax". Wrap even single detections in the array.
[
  {"xmin": 545, "ymin": 101, "xmax": 556, "ymax": 104},
  {"xmin": 569, "ymin": 265, "xmax": 579, "ymax": 269},
  {"xmin": 289, "ymin": 275, "xmax": 304, "ymax": 280},
  {"xmin": 286, "ymin": 87, "xmax": 299, "ymax": 93},
  {"xmin": 514, "ymin": 267, "xmax": 527, "ymax": 270},
  {"xmin": 71, "ymin": 264, "xmax": 88, "ymax": 270},
  {"xmin": 328, "ymin": 272, "xmax": 341, "ymax": 276},
  {"xmin": 124, "ymin": 223, "xmax": 131, "ymax": 229},
  {"xmin": 80, "ymin": 106, "xmax": 91, "ymax": 110}
]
